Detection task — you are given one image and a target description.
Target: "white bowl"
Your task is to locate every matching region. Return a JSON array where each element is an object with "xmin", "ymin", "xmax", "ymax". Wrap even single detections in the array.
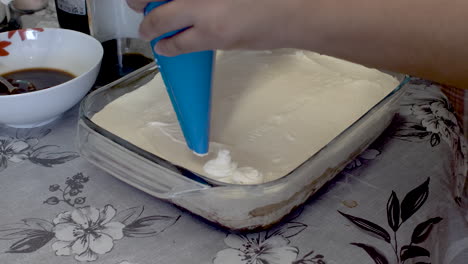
[{"xmin": 0, "ymin": 28, "xmax": 103, "ymax": 128}]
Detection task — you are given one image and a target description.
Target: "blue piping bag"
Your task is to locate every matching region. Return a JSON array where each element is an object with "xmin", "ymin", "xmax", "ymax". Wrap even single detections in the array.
[{"xmin": 144, "ymin": 2, "xmax": 214, "ymax": 155}]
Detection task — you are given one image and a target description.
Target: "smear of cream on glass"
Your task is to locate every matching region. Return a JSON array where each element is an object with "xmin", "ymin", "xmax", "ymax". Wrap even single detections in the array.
[{"xmin": 147, "ymin": 121, "xmax": 186, "ymax": 144}]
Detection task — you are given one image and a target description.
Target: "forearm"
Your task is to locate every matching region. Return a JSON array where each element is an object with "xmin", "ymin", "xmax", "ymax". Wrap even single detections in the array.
[
  {"xmin": 294, "ymin": 0, "xmax": 468, "ymax": 88},
  {"xmin": 130, "ymin": 0, "xmax": 467, "ymax": 87}
]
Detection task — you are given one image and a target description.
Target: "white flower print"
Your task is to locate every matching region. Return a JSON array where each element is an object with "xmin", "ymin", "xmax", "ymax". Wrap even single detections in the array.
[
  {"xmin": 52, "ymin": 205, "xmax": 125, "ymax": 262},
  {"xmin": 397, "ymin": 89, "xmax": 460, "ymax": 146},
  {"xmin": 428, "ymin": 101, "xmax": 458, "ymax": 124},
  {"xmin": 395, "ymin": 85, "xmax": 467, "ymax": 201},
  {"xmin": 214, "ymin": 233, "xmax": 299, "ymax": 264},
  {"xmin": 346, "ymin": 149, "xmax": 380, "ymax": 169},
  {"xmin": 0, "ymin": 128, "xmax": 78, "ymax": 171},
  {"xmin": 0, "ymin": 136, "xmax": 32, "ymax": 170},
  {"xmin": 411, "ymin": 102, "xmax": 459, "ymax": 137},
  {"xmin": 0, "ymin": 173, "xmax": 181, "ymax": 262}
]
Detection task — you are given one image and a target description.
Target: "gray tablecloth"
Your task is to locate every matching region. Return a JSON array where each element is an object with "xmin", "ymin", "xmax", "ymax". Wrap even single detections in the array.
[{"xmin": 1, "ymin": 2, "xmax": 467, "ymax": 264}]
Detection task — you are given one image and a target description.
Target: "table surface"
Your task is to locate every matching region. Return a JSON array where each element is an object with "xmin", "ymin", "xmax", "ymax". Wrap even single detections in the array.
[{"xmin": 1, "ymin": 2, "xmax": 467, "ymax": 264}]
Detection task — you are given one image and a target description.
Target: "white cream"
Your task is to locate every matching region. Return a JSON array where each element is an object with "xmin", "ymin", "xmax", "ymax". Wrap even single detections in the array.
[
  {"xmin": 203, "ymin": 150, "xmax": 263, "ymax": 184},
  {"xmin": 231, "ymin": 167, "xmax": 263, "ymax": 185},
  {"xmin": 203, "ymin": 150, "xmax": 237, "ymax": 178},
  {"xmin": 147, "ymin": 121, "xmax": 185, "ymax": 144},
  {"xmin": 92, "ymin": 49, "xmax": 399, "ymax": 184}
]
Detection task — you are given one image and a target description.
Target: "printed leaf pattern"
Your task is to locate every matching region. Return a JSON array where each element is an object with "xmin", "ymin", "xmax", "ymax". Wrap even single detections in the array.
[
  {"xmin": 292, "ymin": 250, "xmax": 326, "ymax": 264},
  {"xmin": 400, "ymin": 245, "xmax": 430, "ymax": 261},
  {"xmin": 394, "ymin": 126, "xmax": 432, "ymax": 141},
  {"xmin": 29, "ymin": 151, "xmax": 79, "ymax": 167},
  {"xmin": 267, "ymin": 222, "xmax": 308, "ymax": 239},
  {"xmin": 0, "ymin": 219, "xmax": 53, "ymax": 241},
  {"xmin": 123, "ymin": 215, "xmax": 180, "ymax": 238},
  {"xmin": 114, "ymin": 206, "xmax": 145, "ymax": 225},
  {"xmin": 341, "ymin": 178, "xmax": 441, "ymax": 264},
  {"xmin": 0, "ymin": 219, "xmax": 55, "ymax": 253},
  {"xmin": 401, "ymin": 178, "xmax": 429, "ymax": 222},
  {"xmin": 411, "ymin": 217, "xmax": 443, "ymax": 244},
  {"xmin": 430, "ymin": 133, "xmax": 441, "ymax": 147},
  {"xmin": 339, "ymin": 211, "xmax": 391, "ymax": 243},
  {"xmin": 387, "ymin": 191, "xmax": 400, "ymax": 232},
  {"xmin": 6, "ymin": 230, "xmax": 55, "ymax": 253},
  {"xmin": 17, "ymin": 218, "xmax": 54, "ymax": 232},
  {"xmin": 351, "ymin": 243, "xmax": 389, "ymax": 264}
]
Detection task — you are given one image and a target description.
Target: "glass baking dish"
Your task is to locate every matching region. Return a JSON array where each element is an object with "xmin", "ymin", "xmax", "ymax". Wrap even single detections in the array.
[{"xmin": 78, "ymin": 61, "xmax": 409, "ymax": 231}]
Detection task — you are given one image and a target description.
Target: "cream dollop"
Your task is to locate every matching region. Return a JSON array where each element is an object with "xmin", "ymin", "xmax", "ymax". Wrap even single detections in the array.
[
  {"xmin": 203, "ymin": 150, "xmax": 263, "ymax": 184},
  {"xmin": 203, "ymin": 150, "xmax": 237, "ymax": 178}
]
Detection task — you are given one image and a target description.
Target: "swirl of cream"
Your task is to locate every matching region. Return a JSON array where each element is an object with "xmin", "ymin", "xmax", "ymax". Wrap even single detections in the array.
[
  {"xmin": 203, "ymin": 150, "xmax": 237, "ymax": 178},
  {"xmin": 203, "ymin": 150, "xmax": 263, "ymax": 184}
]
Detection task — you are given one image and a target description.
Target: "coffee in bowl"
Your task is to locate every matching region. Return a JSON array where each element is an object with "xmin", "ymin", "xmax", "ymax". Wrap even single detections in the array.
[{"xmin": 0, "ymin": 67, "xmax": 76, "ymax": 95}]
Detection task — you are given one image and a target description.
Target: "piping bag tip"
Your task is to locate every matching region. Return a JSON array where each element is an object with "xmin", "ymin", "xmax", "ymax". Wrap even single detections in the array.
[{"xmin": 144, "ymin": 2, "xmax": 214, "ymax": 155}]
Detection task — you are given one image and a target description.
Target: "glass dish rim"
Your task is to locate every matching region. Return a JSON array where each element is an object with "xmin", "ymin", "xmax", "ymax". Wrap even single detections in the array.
[{"xmin": 79, "ymin": 62, "xmax": 411, "ymax": 188}]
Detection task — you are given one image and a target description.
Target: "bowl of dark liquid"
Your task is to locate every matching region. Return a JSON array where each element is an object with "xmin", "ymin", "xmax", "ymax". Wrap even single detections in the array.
[
  {"xmin": 0, "ymin": 68, "xmax": 75, "ymax": 95},
  {"xmin": 0, "ymin": 28, "xmax": 103, "ymax": 127}
]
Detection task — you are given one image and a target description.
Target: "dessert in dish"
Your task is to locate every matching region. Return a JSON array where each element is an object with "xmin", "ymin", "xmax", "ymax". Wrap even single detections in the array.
[{"xmin": 92, "ymin": 49, "xmax": 399, "ymax": 184}]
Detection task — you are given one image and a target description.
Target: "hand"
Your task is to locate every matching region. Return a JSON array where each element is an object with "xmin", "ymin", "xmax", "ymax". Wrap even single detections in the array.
[
  {"xmin": 126, "ymin": 0, "xmax": 468, "ymax": 88},
  {"xmin": 126, "ymin": 0, "xmax": 304, "ymax": 56}
]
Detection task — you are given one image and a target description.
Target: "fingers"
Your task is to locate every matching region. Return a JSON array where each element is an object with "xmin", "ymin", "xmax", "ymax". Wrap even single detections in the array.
[
  {"xmin": 126, "ymin": 0, "xmax": 161, "ymax": 13},
  {"xmin": 139, "ymin": 1, "xmax": 194, "ymax": 41},
  {"xmin": 155, "ymin": 28, "xmax": 211, "ymax": 56}
]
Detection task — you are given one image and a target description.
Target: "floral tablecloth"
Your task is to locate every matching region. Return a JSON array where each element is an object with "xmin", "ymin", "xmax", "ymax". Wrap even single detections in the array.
[{"xmin": 1, "ymin": 2, "xmax": 467, "ymax": 264}]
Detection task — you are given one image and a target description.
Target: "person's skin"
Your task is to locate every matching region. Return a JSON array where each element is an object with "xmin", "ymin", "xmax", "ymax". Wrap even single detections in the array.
[{"xmin": 127, "ymin": 0, "xmax": 468, "ymax": 88}]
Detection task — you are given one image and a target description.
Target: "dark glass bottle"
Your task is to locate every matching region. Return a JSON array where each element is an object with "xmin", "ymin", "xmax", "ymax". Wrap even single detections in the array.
[{"xmin": 54, "ymin": 0, "xmax": 90, "ymax": 34}]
